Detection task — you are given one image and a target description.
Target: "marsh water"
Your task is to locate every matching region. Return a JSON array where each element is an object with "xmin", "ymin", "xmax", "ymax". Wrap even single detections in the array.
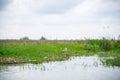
[{"xmin": 0, "ymin": 55, "xmax": 120, "ymax": 80}]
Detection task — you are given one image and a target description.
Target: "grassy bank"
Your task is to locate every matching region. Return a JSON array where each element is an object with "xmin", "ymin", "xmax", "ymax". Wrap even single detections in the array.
[{"xmin": 0, "ymin": 39, "xmax": 120, "ymax": 64}]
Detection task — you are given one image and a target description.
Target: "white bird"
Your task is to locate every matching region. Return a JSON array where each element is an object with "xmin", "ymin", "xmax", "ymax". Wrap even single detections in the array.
[{"xmin": 62, "ymin": 48, "xmax": 67, "ymax": 54}]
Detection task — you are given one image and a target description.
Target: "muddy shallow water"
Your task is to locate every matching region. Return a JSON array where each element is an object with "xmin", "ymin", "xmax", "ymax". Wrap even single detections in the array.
[{"xmin": 0, "ymin": 55, "xmax": 120, "ymax": 80}]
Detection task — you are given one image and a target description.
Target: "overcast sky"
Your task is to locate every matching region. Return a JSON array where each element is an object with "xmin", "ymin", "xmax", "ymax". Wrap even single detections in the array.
[{"xmin": 0, "ymin": 0, "xmax": 120, "ymax": 40}]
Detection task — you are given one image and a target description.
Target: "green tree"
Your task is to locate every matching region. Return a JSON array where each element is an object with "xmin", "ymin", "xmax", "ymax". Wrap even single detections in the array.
[
  {"xmin": 40, "ymin": 36, "xmax": 47, "ymax": 40},
  {"xmin": 20, "ymin": 36, "xmax": 29, "ymax": 40}
]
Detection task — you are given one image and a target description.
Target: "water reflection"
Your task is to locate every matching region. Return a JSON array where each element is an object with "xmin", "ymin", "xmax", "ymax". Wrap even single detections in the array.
[{"xmin": 0, "ymin": 56, "xmax": 120, "ymax": 80}]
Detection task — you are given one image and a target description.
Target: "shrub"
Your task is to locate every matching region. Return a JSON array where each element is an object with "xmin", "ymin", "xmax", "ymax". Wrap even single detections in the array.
[
  {"xmin": 99, "ymin": 37, "xmax": 111, "ymax": 51},
  {"xmin": 20, "ymin": 36, "xmax": 29, "ymax": 40},
  {"xmin": 114, "ymin": 40, "xmax": 120, "ymax": 49},
  {"xmin": 40, "ymin": 36, "xmax": 47, "ymax": 40}
]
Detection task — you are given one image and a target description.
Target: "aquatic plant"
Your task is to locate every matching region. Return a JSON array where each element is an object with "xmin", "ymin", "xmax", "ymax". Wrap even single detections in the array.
[{"xmin": 99, "ymin": 37, "xmax": 111, "ymax": 51}]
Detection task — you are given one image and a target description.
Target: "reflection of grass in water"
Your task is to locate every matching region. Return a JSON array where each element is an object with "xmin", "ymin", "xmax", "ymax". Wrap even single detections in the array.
[{"xmin": 102, "ymin": 57, "xmax": 120, "ymax": 67}]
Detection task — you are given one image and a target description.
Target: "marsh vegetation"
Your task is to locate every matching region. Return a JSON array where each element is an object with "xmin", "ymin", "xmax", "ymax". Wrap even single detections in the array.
[
  {"xmin": 0, "ymin": 38, "xmax": 120, "ymax": 66},
  {"xmin": 0, "ymin": 39, "xmax": 120, "ymax": 80}
]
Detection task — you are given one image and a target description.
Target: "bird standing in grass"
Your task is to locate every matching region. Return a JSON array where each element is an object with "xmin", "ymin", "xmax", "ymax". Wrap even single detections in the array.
[{"xmin": 62, "ymin": 48, "xmax": 67, "ymax": 54}]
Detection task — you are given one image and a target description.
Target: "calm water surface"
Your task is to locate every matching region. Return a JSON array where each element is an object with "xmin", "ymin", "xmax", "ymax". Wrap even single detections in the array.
[{"xmin": 0, "ymin": 55, "xmax": 120, "ymax": 80}]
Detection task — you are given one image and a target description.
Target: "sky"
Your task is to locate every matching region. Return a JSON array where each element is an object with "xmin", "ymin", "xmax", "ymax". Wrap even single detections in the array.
[{"xmin": 0, "ymin": 0, "xmax": 120, "ymax": 40}]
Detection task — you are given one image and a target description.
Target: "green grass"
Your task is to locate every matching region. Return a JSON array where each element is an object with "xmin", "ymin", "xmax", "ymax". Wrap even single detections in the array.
[
  {"xmin": 103, "ymin": 57, "xmax": 120, "ymax": 67},
  {"xmin": 0, "ymin": 43, "xmax": 87, "ymax": 60},
  {"xmin": 0, "ymin": 39, "xmax": 120, "ymax": 64}
]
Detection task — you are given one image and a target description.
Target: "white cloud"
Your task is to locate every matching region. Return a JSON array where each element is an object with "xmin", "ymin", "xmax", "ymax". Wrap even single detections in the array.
[
  {"xmin": 31, "ymin": 0, "xmax": 83, "ymax": 14},
  {"xmin": 0, "ymin": 0, "xmax": 120, "ymax": 39}
]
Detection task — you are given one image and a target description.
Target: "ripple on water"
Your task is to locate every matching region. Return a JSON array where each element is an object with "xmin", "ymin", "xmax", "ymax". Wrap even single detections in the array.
[{"xmin": 0, "ymin": 55, "xmax": 120, "ymax": 80}]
